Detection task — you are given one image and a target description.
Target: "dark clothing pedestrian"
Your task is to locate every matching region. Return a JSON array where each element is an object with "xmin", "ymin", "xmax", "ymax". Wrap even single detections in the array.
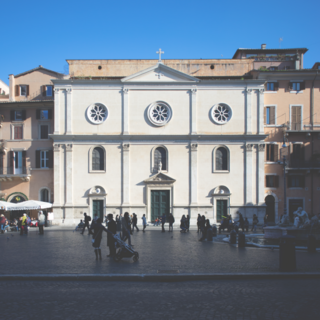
[
  {"xmin": 197, "ymin": 214, "xmax": 201, "ymax": 233},
  {"xmin": 132, "ymin": 215, "xmax": 139, "ymax": 232},
  {"xmin": 81, "ymin": 214, "xmax": 92, "ymax": 235},
  {"xmin": 107, "ymin": 219, "xmax": 117, "ymax": 257},
  {"xmin": 92, "ymin": 221, "xmax": 108, "ymax": 260},
  {"xmin": 168, "ymin": 214, "xmax": 175, "ymax": 232},
  {"xmin": 116, "ymin": 216, "xmax": 122, "ymax": 232}
]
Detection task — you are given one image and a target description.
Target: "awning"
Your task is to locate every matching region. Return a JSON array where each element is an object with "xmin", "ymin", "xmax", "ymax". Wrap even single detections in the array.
[
  {"xmin": 0, "ymin": 201, "xmax": 15, "ymax": 210},
  {"xmin": 4, "ymin": 200, "xmax": 53, "ymax": 211}
]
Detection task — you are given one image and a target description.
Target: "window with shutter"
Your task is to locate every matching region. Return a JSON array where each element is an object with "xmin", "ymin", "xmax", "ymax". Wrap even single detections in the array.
[
  {"xmin": 14, "ymin": 126, "xmax": 23, "ymax": 139},
  {"xmin": 154, "ymin": 147, "xmax": 167, "ymax": 171},
  {"xmin": 288, "ymin": 175, "xmax": 304, "ymax": 188},
  {"xmin": 266, "ymin": 144, "xmax": 278, "ymax": 161},
  {"xmin": 266, "ymin": 175, "xmax": 279, "ymax": 188},
  {"xmin": 92, "ymin": 147, "xmax": 104, "ymax": 171},
  {"xmin": 40, "ymin": 150, "xmax": 49, "ymax": 168},
  {"xmin": 265, "ymin": 106, "xmax": 276, "ymax": 125},
  {"xmin": 291, "ymin": 106, "xmax": 301, "ymax": 130},
  {"xmin": 216, "ymin": 147, "xmax": 228, "ymax": 170},
  {"xmin": 40, "ymin": 189, "xmax": 49, "ymax": 202},
  {"xmin": 20, "ymin": 86, "xmax": 27, "ymax": 96},
  {"xmin": 40, "ymin": 125, "xmax": 49, "ymax": 139}
]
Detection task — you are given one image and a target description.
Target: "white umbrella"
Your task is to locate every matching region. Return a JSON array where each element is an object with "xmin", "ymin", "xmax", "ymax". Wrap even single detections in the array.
[
  {"xmin": 6, "ymin": 200, "xmax": 53, "ymax": 211},
  {"xmin": 0, "ymin": 201, "xmax": 16, "ymax": 211}
]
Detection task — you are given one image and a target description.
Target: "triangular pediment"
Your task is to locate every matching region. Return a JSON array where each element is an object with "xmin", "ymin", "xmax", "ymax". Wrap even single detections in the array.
[
  {"xmin": 144, "ymin": 172, "xmax": 176, "ymax": 184},
  {"xmin": 121, "ymin": 63, "xmax": 199, "ymax": 83}
]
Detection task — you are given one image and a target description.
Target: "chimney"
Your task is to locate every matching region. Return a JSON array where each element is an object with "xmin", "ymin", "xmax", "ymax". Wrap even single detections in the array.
[
  {"xmin": 261, "ymin": 44, "xmax": 266, "ymax": 50},
  {"xmin": 9, "ymin": 74, "xmax": 15, "ymax": 102}
]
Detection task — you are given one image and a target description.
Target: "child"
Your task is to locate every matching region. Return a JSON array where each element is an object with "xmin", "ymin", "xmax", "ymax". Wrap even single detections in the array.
[{"xmin": 75, "ymin": 219, "xmax": 85, "ymax": 231}]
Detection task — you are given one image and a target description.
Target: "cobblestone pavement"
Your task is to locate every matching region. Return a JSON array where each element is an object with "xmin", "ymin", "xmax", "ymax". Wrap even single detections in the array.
[
  {"xmin": 1, "ymin": 279, "xmax": 319, "ymax": 319},
  {"xmin": 0, "ymin": 229, "xmax": 319, "ymax": 274}
]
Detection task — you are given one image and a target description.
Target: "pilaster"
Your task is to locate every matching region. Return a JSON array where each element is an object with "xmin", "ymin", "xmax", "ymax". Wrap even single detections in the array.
[
  {"xmin": 245, "ymin": 88, "xmax": 252, "ymax": 134},
  {"xmin": 122, "ymin": 143, "xmax": 130, "ymax": 205},
  {"xmin": 65, "ymin": 144, "xmax": 73, "ymax": 205},
  {"xmin": 190, "ymin": 88, "xmax": 197, "ymax": 134},
  {"xmin": 190, "ymin": 143, "xmax": 198, "ymax": 205},
  {"xmin": 53, "ymin": 144, "xmax": 61, "ymax": 205},
  {"xmin": 245, "ymin": 144, "xmax": 253, "ymax": 205},
  {"xmin": 122, "ymin": 88, "xmax": 129, "ymax": 135},
  {"xmin": 54, "ymin": 88, "xmax": 60, "ymax": 134},
  {"xmin": 66, "ymin": 88, "xmax": 72, "ymax": 134}
]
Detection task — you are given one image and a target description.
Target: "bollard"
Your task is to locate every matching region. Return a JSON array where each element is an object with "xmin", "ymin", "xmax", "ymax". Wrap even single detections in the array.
[
  {"xmin": 307, "ymin": 235, "xmax": 317, "ymax": 253},
  {"xmin": 230, "ymin": 230, "xmax": 237, "ymax": 244},
  {"xmin": 238, "ymin": 232, "xmax": 246, "ymax": 248},
  {"xmin": 212, "ymin": 225, "xmax": 217, "ymax": 237},
  {"xmin": 207, "ymin": 228, "xmax": 213, "ymax": 241},
  {"xmin": 279, "ymin": 235, "xmax": 296, "ymax": 272}
]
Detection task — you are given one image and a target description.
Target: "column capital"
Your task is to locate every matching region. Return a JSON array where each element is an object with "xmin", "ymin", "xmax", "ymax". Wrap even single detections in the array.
[
  {"xmin": 258, "ymin": 144, "xmax": 265, "ymax": 152},
  {"xmin": 245, "ymin": 88, "xmax": 252, "ymax": 93},
  {"xmin": 66, "ymin": 87, "xmax": 72, "ymax": 93},
  {"xmin": 246, "ymin": 144, "xmax": 253, "ymax": 152},
  {"xmin": 191, "ymin": 88, "xmax": 197, "ymax": 94},
  {"xmin": 122, "ymin": 143, "xmax": 130, "ymax": 151},
  {"xmin": 53, "ymin": 144, "xmax": 61, "ymax": 152},
  {"xmin": 190, "ymin": 143, "xmax": 198, "ymax": 151},
  {"xmin": 54, "ymin": 88, "xmax": 60, "ymax": 93},
  {"xmin": 65, "ymin": 144, "xmax": 73, "ymax": 152},
  {"xmin": 259, "ymin": 88, "xmax": 265, "ymax": 93},
  {"xmin": 122, "ymin": 88, "xmax": 129, "ymax": 94}
]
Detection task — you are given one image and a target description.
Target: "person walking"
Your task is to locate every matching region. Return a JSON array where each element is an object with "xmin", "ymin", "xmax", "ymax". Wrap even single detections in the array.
[
  {"xmin": 252, "ymin": 214, "xmax": 259, "ymax": 232},
  {"xmin": 186, "ymin": 214, "xmax": 190, "ymax": 232},
  {"xmin": 161, "ymin": 213, "xmax": 166, "ymax": 232},
  {"xmin": 91, "ymin": 218, "xmax": 108, "ymax": 260},
  {"xmin": 81, "ymin": 213, "xmax": 92, "ymax": 235},
  {"xmin": 21, "ymin": 213, "xmax": 28, "ymax": 235},
  {"xmin": 197, "ymin": 214, "xmax": 201, "ymax": 233},
  {"xmin": 0, "ymin": 214, "xmax": 5, "ymax": 233},
  {"xmin": 132, "ymin": 213, "xmax": 139, "ymax": 232},
  {"xmin": 142, "ymin": 214, "xmax": 147, "ymax": 232},
  {"xmin": 168, "ymin": 213, "xmax": 175, "ymax": 232},
  {"xmin": 38, "ymin": 211, "xmax": 46, "ymax": 235},
  {"xmin": 121, "ymin": 212, "xmax": 132, "ymax": 246},
  {"xmin": 116, "ymin": 215, "xmax": 122, "ymax": 232},
  {"xmin": 180, "ymin": 215, "xmax": 187, "ymax": 233},
  {"xmin": 106, "ymin": 214, "xmax": 117, "ymax": 257}
]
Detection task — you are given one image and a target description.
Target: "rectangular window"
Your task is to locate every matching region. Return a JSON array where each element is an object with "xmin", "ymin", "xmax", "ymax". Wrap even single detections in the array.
[
  {"xmin": 265, "ymin": 106, "xmax": 275, "ymax": 125},
  {"xmin": 41, "ymin": 110, "xmax": 49, "ymax": 120},
  {"xmin": 40, "ymin": 125, "xmax": 48, "ymax": 139},
  {"xmin": 14, "ymin": 126, "xmax": 23, "ymax": 140},
  {"xmin": 266, "ymin": 175, "xmax": 279, "ymax": 188},
  {"xmin": 20, "ymin": 86, "xmax": 27, "ymax": 96},
  {"xmin": 267, "ymin": 82, "xmax": 274, "ymax": 91},
  {"xmin": 292, "ymin": 82, "xmax": 300, "ymax": 91},
  {"xmin": 46, "ymin": 86, "xmax": 52, "ymax": 97},
  {"xmin": 266, "ymin": 144, "xmax": 278, "ymax": 162},
  {"xmin": 290, "ymin": 144, "xmax": 304, "ymax": 167},
  {"xmin": 288, "ymin": 175, "xmax": 304, "ymax": 188},
  {"xmin": 40, "ymin": 150, "xmax": 49, "ymax": 168},
  {"xmin": 15, "ymin": 111, "xmax": 23, "ymax": 121},
  {"xmin": 291, "ymin": 106, "xmax": 302, "ymax": 130}
]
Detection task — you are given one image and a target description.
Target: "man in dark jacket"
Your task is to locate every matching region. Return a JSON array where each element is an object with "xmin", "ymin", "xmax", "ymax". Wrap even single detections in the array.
[
  {"xmin": 107, "ymin": 214, "xmax": 117, "ymax": 257},
  {"xmin": 132, "ymin": 213, "xmax": 139, "ymax": 232},
  {"xmin": 81, "ymin": 213, "xmax": 92, "ymax": 235}
]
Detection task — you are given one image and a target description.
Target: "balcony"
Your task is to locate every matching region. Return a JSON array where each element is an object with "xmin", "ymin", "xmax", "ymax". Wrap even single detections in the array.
[
  {"xmin": 287, "ymin": 159, "xmax": 320, "ymax": 170},
  {"xmin": 285, "ymin": 121, "xmax": 320, "ymax": 132},
  {"xmin": 0, "ymin": 166, "xmax": 31, "ymax": 181}
]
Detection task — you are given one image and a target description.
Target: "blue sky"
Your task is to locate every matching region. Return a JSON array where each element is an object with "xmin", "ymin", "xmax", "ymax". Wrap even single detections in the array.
[{"xmin": 1, "ymin": 0, "xmax": 319, "ymax": 85}]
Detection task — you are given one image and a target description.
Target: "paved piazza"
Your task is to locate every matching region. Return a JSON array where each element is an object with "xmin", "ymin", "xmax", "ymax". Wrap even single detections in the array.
[
  {"xmin": 0, "ymin": 279, "xmax": 319, "ymax": 319},
  {"xmin": 0, "ymin": 228, "xmax": 319, "ymax": 274}
]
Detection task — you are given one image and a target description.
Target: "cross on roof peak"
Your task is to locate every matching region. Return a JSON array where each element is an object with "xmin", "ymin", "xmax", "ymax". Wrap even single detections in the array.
[{"xmin": 156, "ymin": 48, "xmax": 164, "ymax": 62}]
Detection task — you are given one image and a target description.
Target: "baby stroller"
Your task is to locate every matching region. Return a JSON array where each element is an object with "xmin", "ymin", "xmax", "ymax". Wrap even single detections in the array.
[{"xmin": 113, "ymin": 233, "xmax": 139, "ymax": 262}]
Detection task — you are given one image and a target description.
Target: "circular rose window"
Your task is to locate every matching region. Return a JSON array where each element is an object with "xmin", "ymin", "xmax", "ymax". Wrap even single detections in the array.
[
  {"xmin": 147, "ymin": 101, "xmax": 172, "ymax": 127},
  {"xmin": 211, "ymin": 103, "xmax": 232, "ymax": 125},
  {"xmin": 87, "ymin": 103, "xmax": 108, "ymax": 124}
]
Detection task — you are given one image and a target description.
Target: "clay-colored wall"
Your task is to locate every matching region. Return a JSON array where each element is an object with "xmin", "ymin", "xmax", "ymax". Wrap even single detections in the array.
[{"xmin": 68, "ymin": 59, "xmax": 253, "ymax": 78}]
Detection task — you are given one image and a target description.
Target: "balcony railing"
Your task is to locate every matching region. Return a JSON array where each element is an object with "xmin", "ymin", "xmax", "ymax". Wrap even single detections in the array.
[
  {"xmin": 0, "ymin": 166, "xmax": 30, "ymax": 175},
  {"xmin": 287, "ymin": 159, "xmax": 320, "ymax": 169},
  {"xmin": 285, "ymin": 119, "xmax": 320, "ymax": 132}
]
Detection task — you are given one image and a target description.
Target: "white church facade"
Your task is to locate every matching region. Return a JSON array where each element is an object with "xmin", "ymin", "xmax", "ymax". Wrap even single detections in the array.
[{"xmin": 51, "ymin": 60, "xmax": 267, "ymax": 225}]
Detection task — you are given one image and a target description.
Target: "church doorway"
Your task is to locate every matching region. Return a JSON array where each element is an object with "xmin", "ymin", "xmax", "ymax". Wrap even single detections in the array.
[
  {"xmin": 151, "ymin": 190, "xmax": 170, "ymax": 222},
  {"xmin": 92, "ymin": 200, "xmax": 104, "ymax": 220},
  {"xmin": 265, "ymin": 195, "xmax": 275, "ymax": 223},
  {"xmin": 216, "ymin": 199, "xmax": 228, "ymax": 222}
]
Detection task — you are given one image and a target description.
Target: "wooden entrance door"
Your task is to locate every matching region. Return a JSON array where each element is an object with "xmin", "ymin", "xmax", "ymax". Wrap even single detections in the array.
[
  {"xmin": 151, "ymin": 190, "xmax": 170, "ymax": 222},
  {"xmin": 92, "ymin": 200, "xmax": 104, "ymax": 220}
]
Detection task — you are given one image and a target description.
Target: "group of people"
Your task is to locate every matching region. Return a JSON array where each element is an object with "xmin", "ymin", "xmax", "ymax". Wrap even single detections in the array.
[
  {"xmin": 217, "ymin": 212, "xmax": 252, "ymax": 234},
  {"xmin": 0, "ymin": 211, "xmax": 46, "ymax": 235}
]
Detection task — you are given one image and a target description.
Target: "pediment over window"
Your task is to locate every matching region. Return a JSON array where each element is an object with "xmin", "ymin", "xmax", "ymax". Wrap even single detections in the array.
[
  {"xmin": 212, "ymin": 185, "xmax": 231, "ymax": 196},
  {"xmin": 144, "ymin": 172, "xmax": 176, "ymax": 184},
  {"xmin": 89, "ymin": 185, "xmax": 107, "ymax": 196},
  {"xmin": 121, "ymin": 63, "xmax": 199, "ymax": 83}
]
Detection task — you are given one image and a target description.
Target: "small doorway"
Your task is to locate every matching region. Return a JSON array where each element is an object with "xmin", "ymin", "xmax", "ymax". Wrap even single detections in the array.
[
  {"xmin": 216, "ymin": 199, "xmax": 228, "ymax": 222},
  {"xmin": 289, "ymin": 199, "xmax": 303, "ymax": 223},
  {"xmin": 151, "ymin": 190, "xmax": 170, "ymax": 222},
  {"xmin": 92, "ymin": 200, "xmax": 104, "ymax": 220},
  {"xmin": 265, "ymin": 195, "xmax": 275, "ymax": 223}
]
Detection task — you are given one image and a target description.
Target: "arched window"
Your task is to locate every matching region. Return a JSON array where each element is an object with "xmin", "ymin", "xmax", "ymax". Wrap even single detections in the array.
[
  {"xmin": 154, "ymin": 147, "xmax": 167, "ymax": 171},
  {"xmin": 216, "ymin": 147, "xmax": 228, "ymax": 171},
  {"xmin": 40, "ymin": 189, "xmax": 49, "ymax": 202},
  {"xmin": 92, "ymin": 147, "xmax": 104, "ymax": 170}
]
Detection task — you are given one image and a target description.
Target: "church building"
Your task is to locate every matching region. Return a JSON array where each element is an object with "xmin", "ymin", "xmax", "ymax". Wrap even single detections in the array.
[{"xmin": 51, "ymin": 53, "xmax": 267, "ymax": 225}]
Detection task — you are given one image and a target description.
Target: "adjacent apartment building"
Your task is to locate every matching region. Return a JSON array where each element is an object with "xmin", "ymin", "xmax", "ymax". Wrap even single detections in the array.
[
  {"xmin": 0, "ymin": 66, "xmax": 66, "ymax": 219},
  {"xmin": 233, "ymin": 45, "xmax": 320, "ymax": 223}
]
